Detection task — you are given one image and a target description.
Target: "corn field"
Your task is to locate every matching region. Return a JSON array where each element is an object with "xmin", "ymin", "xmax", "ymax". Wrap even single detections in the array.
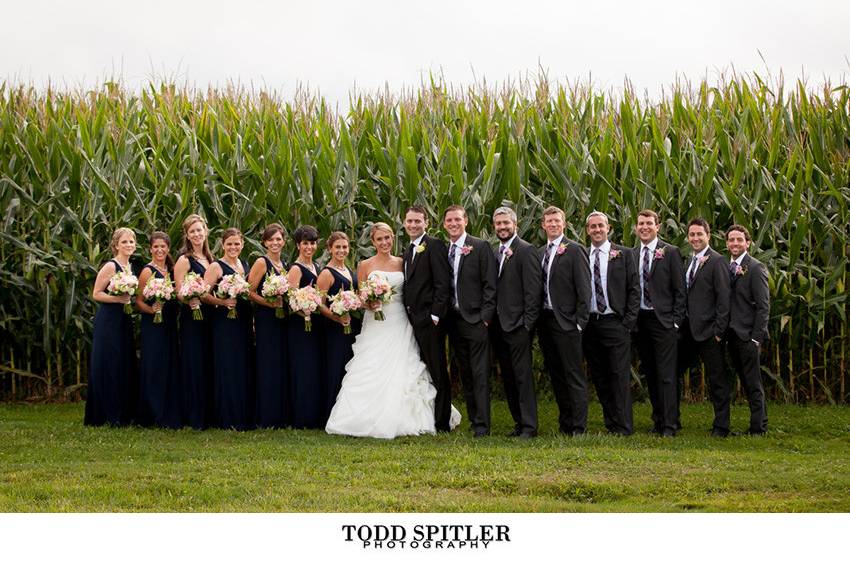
[{"xmin": 1, "ymin": 75, "xmax": 848, "ymax": 403}]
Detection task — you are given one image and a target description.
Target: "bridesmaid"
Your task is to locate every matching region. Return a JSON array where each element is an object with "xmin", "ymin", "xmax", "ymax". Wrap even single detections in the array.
[
  {"xmin": 135, "ymin": 231, "xmax": 181, "ymax": 429},
  {"xmin": 286, "ymin": 225, "xmax": 324, "ymax": 429},
  {"xmin": 203, "ymin": 227, "xmax": 254, "ymax": 431},
  {"xmin": 317, "ymin": 231, "xmax": 358, "ymax": 425},
  {"xmin": 248, "ymin": 223, "xmax": 290, "ymax": 428},
  {"xmin": 174, "ymin": 214, "xmax": 214, "ymax": 429},
  {"xmin": 84, "ymin": 227, "xmax": 138, "ymax": 427}
]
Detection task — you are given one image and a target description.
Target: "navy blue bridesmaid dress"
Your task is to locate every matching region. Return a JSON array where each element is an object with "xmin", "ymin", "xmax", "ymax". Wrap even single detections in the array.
[
  {"xmin": 137, "ymin": 264, "xmax": 182, "ymax": 429},
  {"xmin": 254, "ymin": 256, "xmax": 290, "ymax": 428},
  {"xmin": 211, "ymin": 259, "xmax": 254, "ymax": 430},
  {"xmin": 84, "ymin": 259, "xmax": 137, "ymax": 426},
  {"xmin": 287, "ymin": 261, "xmax": 324, "ymax": 429},
  {"xmin": 179, "ymin": 255, "xmax": 213, "ymax": 429},
  {"xmin": 321, "ymin": 266, "xmax": 358, "ymax": 425}
]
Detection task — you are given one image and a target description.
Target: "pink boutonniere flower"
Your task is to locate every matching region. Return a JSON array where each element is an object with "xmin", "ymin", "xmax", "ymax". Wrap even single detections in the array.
[
  {"xmin": 608, "ymin": 249, "xmax": 621, "ymax": 260},
  {"xmin": 504, "ymin": 248, "xmax": 513, "ymax": 258},
  {"xmin": 698, "ymin": 255, "xmax": 709, "ymax": 265},
  {"xmin": 735, "ymin": 265, "xmax": 747, "ymax": 276},
  {"xmin": 556, "ymin": 242, "xmax": 568, "ymax": 255},
  {"xmin": 654, "ymin": 247, "xmax": 666, "ymax": 260},
  {"xmin": 461, "ymin": 245, "xmax": 473, "ymax": 256}
]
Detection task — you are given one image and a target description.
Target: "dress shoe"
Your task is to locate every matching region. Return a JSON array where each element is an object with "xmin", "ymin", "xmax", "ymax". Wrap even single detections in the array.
[
  {"xmin": 473, "ymin": 429, "xmax": 489, "ymax": 438},
  {"xmin": 648, "ymin": 425, "xmax": 660, "ymax": 434},
  {"xmin": 507, "ymin": 428, "xmax": 522, "ymax": 437},
  {"xmin": 711, "ymin": 428, "xmax": 729, "ymax": 438},
  {"xmin": 518, "ymin": 431, "xmax": 537, "ymax": 440},
  {"xmin": 661, "ymin": 428, "xmax": 676, "ymax": 438},
  {"xmin": 747, "ymin": 429, "xmax": 767, "ymax": 436}
]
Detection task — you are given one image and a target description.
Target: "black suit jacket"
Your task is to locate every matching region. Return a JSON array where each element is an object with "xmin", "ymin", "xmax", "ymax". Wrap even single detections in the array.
[
  {"xmin": 685, "ymin": 248, "xmax": 730, "ymax": 341},
  {"xmin": 541, "ymin": 239, "xmax": 591, "ymax": 332},
  {"xmin": 595, "ymin": 242, "xmax": 641, "ymax": 331},
  {"xmin": 494, "ymin": 237, "xmax": 542, "ymax": 332},
  {"xmin": 729, "ymin": 253, "xmax": 770, "ymax": 344},
  {"xmin": 452, "ymin": 235, "xmax": 498, "ymax": 325},
  {"xmin": 633, "ymin": 239, "xmax": 686, "ymax": 329},
  {"xmin": 402, "ymin": 234, "xmax": 452, "ymax": 329}
]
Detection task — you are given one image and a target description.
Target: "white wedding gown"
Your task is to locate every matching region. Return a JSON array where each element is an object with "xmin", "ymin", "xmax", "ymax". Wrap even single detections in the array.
[{"xmin": 325, "ymin": 270, "xmax": 461, "ymax": 439}]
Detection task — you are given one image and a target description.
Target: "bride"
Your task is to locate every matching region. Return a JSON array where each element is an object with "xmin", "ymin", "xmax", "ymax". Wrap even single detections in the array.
[{"xmin": 326, "ymin": 222, "xmax": 461, "ymax": 439}]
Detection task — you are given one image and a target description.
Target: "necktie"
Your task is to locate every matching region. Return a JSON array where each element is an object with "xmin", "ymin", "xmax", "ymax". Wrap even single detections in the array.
[
  {"xmin": 687, "ymin": 255, "xmax": 699, "ymax": 288},
  {"xmin": 593, "ymin": 248, "xmax": 607, "ymax": 312},
  {"xmin": 448, "ymin": 243, "xmax": 457, "ymax": 274},
  {"xmin": 542, "ymin": 243, "xmax": 555, "ymax": 306},
  {"xmin": 642, "ymin": 246, "xmax": 652, "ymax": 308},
  {"xmin": 730, "ymin": 260, "xmax": 737, "ymax": 281},
  {"xmin": 405, "ymin": 243, "xmax": 415, "ymax": 277},
  {"xmin": 498, "ymin": 244, "xmax": 507, "ymax": 274}
]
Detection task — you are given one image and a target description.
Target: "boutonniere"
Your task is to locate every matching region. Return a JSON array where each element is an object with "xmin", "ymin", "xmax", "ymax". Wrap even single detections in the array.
[
  {"xmin": 415, "ymin": 243, "xmax": 426, "ymax": 254},
  {"xmin": 461, "ymin": 245, "xmax": 473, "ymax": 256},
  {"xmin": 608, "ymin": 249, "xmax": 621, "ymax": 260},
  {"xmin": 556, "ymin": 242, "xmax": 568, "ymax": 255},
  {"xmin": 654, "ymin": 247, "xmax": 666, "ymax": 260},
  {"xmin": 735, "ymin": 265, "xmax": 747, "ymax": 276},
  {"xmin": 698, "ymin": 255, "xmax": 709, "ymax": 265},
  {"xmin": 504, "ymin": 248, "xmax": 514, "ymax": 258}
]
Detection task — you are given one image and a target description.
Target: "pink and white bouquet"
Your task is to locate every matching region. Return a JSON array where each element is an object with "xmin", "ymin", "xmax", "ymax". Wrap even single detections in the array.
[
  {"xmin": 288, "ymin": 286, "xmax": 324, "ymax": 331},
  {"xmin": 107, "ymin": 270, "xmax": 139, "ymax": 314},
  {"xmin": 261, "ymin": 273, "xmax": 290, "ymax": 318},
  {"xmin": 358, "ymin": 274, "xmax": 394, "ymax": 321},
  {"xmin": 179, "ymin": 272, "xmax": 210, "ymax": 321},
  {"xmin": 329, "ymin": 289, "xmax": 363, "ymax": 334},
  {"xmin": 142, "ymin": 275, "xmax": 174, "ymax": 324},
  {"xmin": 216, "ymin": 273, "xmax": 251, "ymax": 319}
]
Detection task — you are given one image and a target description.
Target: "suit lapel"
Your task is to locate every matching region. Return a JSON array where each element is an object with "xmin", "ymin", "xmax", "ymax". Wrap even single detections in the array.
[
  {"xmin": 649, "ymin": 241, "xmax": 665, "ymax": 277},
  {"xmin": 690, "ymin": 250, "xmax": 712, "ymax": 289}
]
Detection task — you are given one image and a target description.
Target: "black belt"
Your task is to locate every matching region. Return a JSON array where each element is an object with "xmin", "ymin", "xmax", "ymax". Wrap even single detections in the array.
[{"xmin": 589, "ymin": 312, "xmax": 617, "ymax": 321}]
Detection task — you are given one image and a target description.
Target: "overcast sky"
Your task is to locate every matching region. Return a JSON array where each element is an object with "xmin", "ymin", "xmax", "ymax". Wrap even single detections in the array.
[{"xmin": 3, "ymin": 0, "xmax": 848, "ymax": 107}]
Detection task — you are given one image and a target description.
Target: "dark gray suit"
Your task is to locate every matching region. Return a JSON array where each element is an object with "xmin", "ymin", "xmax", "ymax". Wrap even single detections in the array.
[
  {"xmin": 538, "ymin": 238, "xmax": 592, "ymax": 434},
  {"xmin": 678, "ymin": 247, "xmax": 731, "ymax": 432},
  {"xmin": 726, "ymin": 253, "xmax": 770, "ymax": 434},
  {"xmin": 491, "ymin": 236, "xmax": 542, "ymax": 435}
]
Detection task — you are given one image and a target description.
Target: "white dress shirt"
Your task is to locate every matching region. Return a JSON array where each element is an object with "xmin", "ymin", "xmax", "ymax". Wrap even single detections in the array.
[
  {"xmin": 589, "ymin": 240, "xmax": 614, "ymax": 315},
  {"xmin": 542, "ymin": 234, "xmax": 563, "ymax": 310},
  {"xmin": 497, "ymin": 234, "xmax": 517, "ymax": 275},
  {"xmin": 448, "ymin": 232, "xmax": 468, "ymax": 308},
  {"xmin": 638, "ymin": 237, "xmax": 658, "ymax": 310}
]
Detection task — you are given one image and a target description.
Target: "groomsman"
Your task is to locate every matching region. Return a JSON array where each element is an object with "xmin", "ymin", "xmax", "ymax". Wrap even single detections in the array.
[
  {"xmin": 402, "ymin": 205, "xmax": 453, "ymax": 431},
  {"xmin": 490, "ymin": 207, "xmax": 542, "ymax": 439},
  {"xmin": 443, "ymin": 205, "xmax": 498, "ymax": 437},
  {"xmin": 726, "ymin": 224, "xmax": 770, "ymax": 435},
  {"xmin": 677, "ymin": 218, "xmax": 730, "ymax": 436},
  {"xmin": 537, "ymin": 206, "xmax": 591, "ymax": 435},
  {"xmin": 633, "ymin": 209, "xmax": 686, "ymax": 437},
  {"xmin": 582, "ymin": 211, "xmax": 640, "ymax": 435}
]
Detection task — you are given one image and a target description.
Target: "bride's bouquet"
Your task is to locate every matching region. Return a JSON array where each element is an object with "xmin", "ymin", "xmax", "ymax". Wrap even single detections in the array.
[
  {"xmin": 329, "ymin": 289, "xmax": 362, "ymax": 335},
  {"xmin": 216, "ymin": 273, "xmax": 251, "ymax": 319},
  {"xmin": 107, "ymin": 270, "xmax": 139, "ymax": 315},
  {"xmin": 288, "ymin": 285, "xmax": 323, "ymax": 331},
  {"xmin": 179, "ymin": 272, "xmax": 210, "ymax": 320},
  {"xmin": 261, "ymin": 272, "xmax": 290, "ymax": 318},
  {"xmin": 142, "ymin": 275, "xmax": 174, "ymax": 324},
  {"xmin": 358, "ymin": 274, "xmax": 394, "ymax": 321}
]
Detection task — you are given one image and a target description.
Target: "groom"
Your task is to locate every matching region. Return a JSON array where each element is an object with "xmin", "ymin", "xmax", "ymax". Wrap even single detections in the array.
[{"xmin": 402, "ymin": 206, "xmax": 454, "ymax": 431}]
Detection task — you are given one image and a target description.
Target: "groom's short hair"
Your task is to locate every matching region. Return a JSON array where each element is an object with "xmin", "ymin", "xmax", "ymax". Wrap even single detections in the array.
[
  {"xmin": 443, "ymin": 204, "xmax": 467, "ymax": 220},
  {"xmin": 405, "ymin": 205, "xmax": 428, "ymax": 219}
]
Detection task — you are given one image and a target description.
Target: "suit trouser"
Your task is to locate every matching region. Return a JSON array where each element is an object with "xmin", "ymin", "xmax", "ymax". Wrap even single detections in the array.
[
  {"xmin": 492, "ymin": 318, "xmax": 538, "ymax": 434},
  {"xmin": 411, "ymin": 319, "xmax": 452, "ymax": 431},
  {"xmin": 538, "ymin": 310, "xmax": 587, "ymax": 433},
  {"xmin": 636, "ymin": 309, "xmax": 679, "ymax": 433},
  {"xmin": 726, "ymin": 333, "xmax": 768, "ymax": 433},
  {"xmin": 446, "ymin": 310, "xmax": 491, "ymax": 434},
  {"xmin": 678, "ymin": 323, "xmax": 731, "ymax": 431},
  {"xmin": 583, "ymin": 314, "xmax": 633, "ymax": 435}
]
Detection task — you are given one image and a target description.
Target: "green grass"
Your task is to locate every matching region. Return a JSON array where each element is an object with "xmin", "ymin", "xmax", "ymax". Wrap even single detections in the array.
[{"xmin": 1, "ymin": 400, "xmax": 848, "ymax": 512}]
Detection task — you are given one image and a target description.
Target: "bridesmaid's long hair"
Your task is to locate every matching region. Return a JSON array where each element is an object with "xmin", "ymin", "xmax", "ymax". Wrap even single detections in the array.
[
  {"xmin": 149, "ymin": 231, "xmax": 175, "ymax": 273},
  {"xmin": 179, "ymin": 214, "xmax": 214, "ymax": 263}
]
